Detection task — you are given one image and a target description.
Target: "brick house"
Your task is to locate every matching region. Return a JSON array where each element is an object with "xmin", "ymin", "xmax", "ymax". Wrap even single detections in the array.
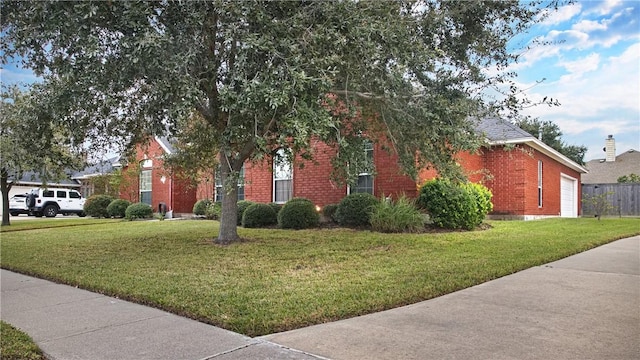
[
  {"xmin": 119, "ymin": 137, "xmax": 197, "ymax": 216},
  {"xmin": 127, "ymin": 118, "xmax": 586, "ymax": 219}
]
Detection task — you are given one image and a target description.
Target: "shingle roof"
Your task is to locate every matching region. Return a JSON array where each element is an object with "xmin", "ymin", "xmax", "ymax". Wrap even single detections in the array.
[
  {"xmin": 71, "ymin": 156, "xmax": 120, "ymax": 179},
  {"xmin": 582, "ymin": 149, "xmax": 640, "ymax": 184},
  {"xmin": 473, "ymin": 117, "xmax": 535, "ymax": 142},
  {"xmin": 473, "ymin": 116, "xmax": 587, "ymax": 173},
  {"xmin": 14, "ymin": 171, "xmax": 81, "ymax": 187}
]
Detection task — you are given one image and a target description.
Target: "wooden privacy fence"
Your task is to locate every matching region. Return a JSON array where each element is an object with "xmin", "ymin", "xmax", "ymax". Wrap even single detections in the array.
[{"xmin": 582, "ymin": 183, "xmax": 640, "ymax": 217}]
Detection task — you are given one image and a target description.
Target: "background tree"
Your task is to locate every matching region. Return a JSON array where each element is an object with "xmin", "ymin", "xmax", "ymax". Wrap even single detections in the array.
[
  {"xmin": 1, "ymin": 1, "xmax": 560, "ymax": 242},
  {"xmin": 0, "ymin": 86, "xmax": 82, "ymax": 226},
  {"xmin": 617, "ymin": 173, "xmax": 640, "ymax": 183},
  {"xmin": 514, "ymin": 117, "xmax": 587, "ymax": 165}
]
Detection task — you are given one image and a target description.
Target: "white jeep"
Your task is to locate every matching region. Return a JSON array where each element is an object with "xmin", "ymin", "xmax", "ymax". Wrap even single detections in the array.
[{"xmin": 25, "ymin": 188, "xmax": 87, "ymax": 218}]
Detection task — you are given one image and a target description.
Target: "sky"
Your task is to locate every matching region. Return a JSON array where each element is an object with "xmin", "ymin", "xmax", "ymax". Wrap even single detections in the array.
[
  {"xmin": 1, "ymin": 0, "xmax": 639, "ymax": 163},
  {"xmin": 509, "ymin": 0, "xmax": 640, "ymax": 161}
]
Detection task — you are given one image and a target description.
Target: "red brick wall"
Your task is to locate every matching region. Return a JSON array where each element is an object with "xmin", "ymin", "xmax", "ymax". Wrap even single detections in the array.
[
  {"xmin": 484, "ymin": 145, "xmax": 527, "ymax": 215},
  {"xmin": 239, "ymin": 140, "xmax": 418, "ymax": 207},
  {"xmin": 119, "ymin": 139, "xmax": 197, "ymax": 214},
  {"xmin": 373, "ymin": 144, "xmax": 418, "ymax": 199},
  {"xmin": 483, "ymin": 144, "xmax": 582, "ymax": 217}
]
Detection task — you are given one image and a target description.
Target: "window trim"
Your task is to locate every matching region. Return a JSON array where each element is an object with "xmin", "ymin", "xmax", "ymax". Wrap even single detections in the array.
[
  {"xmin": 537, "ymin": 160, "xmax": 543, "ymax": 208},
  {"xmin": 347, "ymin": 140, "xmax": 374, "ymax": 195},
  {"xmin": 273, "ymin": 148, "xmax": 293, "ymax": 204},
  {"xmin": 214, "ymin": 165, "xmax": 245, "ymax": 202},
  {"xmin": 140, "ymin": 169, "xmax": 152, "ymax": 206}
]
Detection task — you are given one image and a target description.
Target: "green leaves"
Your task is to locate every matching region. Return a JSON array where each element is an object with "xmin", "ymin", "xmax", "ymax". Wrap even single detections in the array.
[{"xmin": 1, "ymin": 0, "xmax": 559, "ymax": 239}]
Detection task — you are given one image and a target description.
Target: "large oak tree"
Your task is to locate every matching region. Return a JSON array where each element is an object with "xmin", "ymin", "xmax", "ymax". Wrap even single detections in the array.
[{"xmin": 1, "ymin": 1, "xmax": 559, "ymax": 242}]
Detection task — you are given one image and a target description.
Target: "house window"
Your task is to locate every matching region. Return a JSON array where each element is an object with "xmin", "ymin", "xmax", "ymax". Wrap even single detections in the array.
[
  {"xmin": 538, "ymin": 160, "xmax": 543, "ymax": 208},
  {"xmin": 349, "ymin": 140, "xmax": 374, "ymax": 194},
  {"xmin": 140, "ymin": 169, "xmax": 152, "ymax": 205},
  {"xmin": 273, "ymin": 148, "xmax": 293, "ymax": 203},
  {"xmin": 215, "ymin": 165, "xmax": 245, "ymax": 202}
]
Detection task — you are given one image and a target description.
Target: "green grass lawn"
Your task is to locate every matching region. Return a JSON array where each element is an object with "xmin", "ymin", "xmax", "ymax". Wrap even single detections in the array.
[
  {"xmin": 1, "ymin": 218, "xmax": 638, "ymax": 336},
  {"xmin": 1, "ymin": 218, "xmax": 119, "ymax": 232},
  {"xmin": 0, "ymin": 321, "xmax": 45, "ymax": 360}
]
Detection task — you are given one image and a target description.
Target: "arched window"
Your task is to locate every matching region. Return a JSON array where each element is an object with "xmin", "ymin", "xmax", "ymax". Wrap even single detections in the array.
[
  {"xmin": 139, "ymin": 160, "xmax": 153, "ymax": 205},
  {"xmin": 273, "ymin": 148, "xmax": 293, "ymax": 203}
]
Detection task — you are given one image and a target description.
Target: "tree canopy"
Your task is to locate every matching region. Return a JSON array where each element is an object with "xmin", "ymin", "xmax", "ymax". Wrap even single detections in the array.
[
  {"xmin": 1, "ymin": 0, "xmax": 561, "ymax": 241},
  {"xmin": 514, "ymin": 117, "xmax": 588, "ymax": 165},
  {"xmin": 0, "ymin": 86, "xmax": 82, "ymax": 226}
]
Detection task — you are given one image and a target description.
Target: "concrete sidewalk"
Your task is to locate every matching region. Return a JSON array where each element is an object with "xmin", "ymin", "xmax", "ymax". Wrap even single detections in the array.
[
  {"xmin": 2, "ymin": 236, "xmax": 638, "ymax": 360},
  {"xmin": 264, "ymin": 235, "xmax": 640, "ymax": 359},
  {"xmin": 0, "ymin": 271, "xmax": 325, "ymax": 360}
]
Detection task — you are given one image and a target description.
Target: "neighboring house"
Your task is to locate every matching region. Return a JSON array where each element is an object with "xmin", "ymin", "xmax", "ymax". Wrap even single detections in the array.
[
  {"xmin": 581, "ymin": 135, "xmax": 640, "ymax": 216},
  {"xmin": 119, "ymin": 137, "xmax": 197, "ymax": 216},
  {"xmin": 72, "ymin": 156, "xmax": 121, "ymax": 198},
  {"xmin": 582, "ymin": 136, "xmax": 640, "ymax": 184}
]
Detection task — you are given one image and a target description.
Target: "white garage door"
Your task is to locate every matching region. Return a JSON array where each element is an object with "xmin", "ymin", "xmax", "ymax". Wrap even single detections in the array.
[{"xmin": 560, "ymin": 175, "xmax": 577, "ymax": 218}]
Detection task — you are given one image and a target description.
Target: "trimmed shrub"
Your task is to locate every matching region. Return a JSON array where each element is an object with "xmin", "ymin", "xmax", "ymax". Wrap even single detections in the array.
[
  {"xmin": 242, "ymin": 203, "xmax": 278, "ymax": 228},
  {"xmin": 322, "ymin": 204, "xmax": 339, "ymax": 222},
  {"xmin": 193, "ymin": 199, "xmax": 212, "ymax": 216},
  {"xmin": 278, "ymin": 197, "xmax": 320, "ymax": 229},
  {"xmin": 370, "ymin": 195, "xmax": 424, "ymax": 233},
  {"xmin": 205, "ymin": 202, "xmax": 222, "ymax": 220},
  {"xmin": 334, "ymin": 193, "xmax": 379, "ymax": 227},
  {"xmin": 125, "ymin": 202, "xmax": 154, "ymax": 220},
  {"xmin": 464, "ymin": 182, "xmax": 493, "ymax": 226},
  {"xmin": 83, "ymin": 194, "xmax": 114, "ymax": 218},
  {"xmin": 268, "ymin": 203, "xmax": 282, "ymax": 215},
  {"xmin": 106, "ymin": 199, "xmax": 131, "ymax": 218},
  {"xmin": 236, "ymin": 200, "xmax": 256, "ymax": 225},
  {"xmin": 416, "ymin": 179, "xmax": 493, "ymax": 230}
]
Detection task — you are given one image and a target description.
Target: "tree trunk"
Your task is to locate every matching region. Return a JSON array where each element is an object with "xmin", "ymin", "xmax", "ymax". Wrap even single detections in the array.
[
  {"xmin": 1, "ymin": 173, "xmax": 12, "ymax": 227},
  {"xmin": 215, "ymin": 153, "xmax": 240, "ymax": 244}
]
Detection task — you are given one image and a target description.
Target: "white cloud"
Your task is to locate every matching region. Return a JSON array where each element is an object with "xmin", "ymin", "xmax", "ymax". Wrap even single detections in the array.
[
  {"xmin": 540, "ymin": 3, "xmax": 582, "ymax": 25},
  {"xmin": 572, "ymin": 19, "xmax": 608, "ymax": 32},
  {"xmin": 588, "ymin": 0, "xmax": 623, "ymax": 16},
  {"xmin": 557, "ymin": 53, "xmax": 600, "ymax": 81},
  {"xmin": 520, "ymin": 42, "xmax": 640, "ymax": 159}
]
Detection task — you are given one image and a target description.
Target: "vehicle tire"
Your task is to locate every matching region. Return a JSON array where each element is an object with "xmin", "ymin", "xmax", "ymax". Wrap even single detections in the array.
[
  {"xmin": 10, "ymin": 212, "xmax": 18, "ymax": 216},
  {"xmin": 78, "ymin": 212, "xmax": 86, "ymax": 217},
  {"xmin": 25, "ymin": 194, "xmax": 36, "ymax": 208},
  {"xmin": 44, "ymin": 205, "xmax": 58, "ymax": 218}
]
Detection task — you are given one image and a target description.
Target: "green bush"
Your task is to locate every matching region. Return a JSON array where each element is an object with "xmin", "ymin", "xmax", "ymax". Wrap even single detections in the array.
[
  {"xmin": 464, "ymin": 182, "xmax": 493, "ymax": 226},
  {"xmin": 416, "ymin": 179, "xmax": 492, "ymax": 230},
  {"xmin": 193, "ymin": 199, "xmax": 212, "ymax": 216},
  {"xmin": 83, "ymin": 194, "xmax": 114, "ymax": 218},
  {"xmin": 278, "ymin": 197, "xmax": 320, "ymax": 229},
  {"xmin": 370, "ymin": 195, "xmax": 424, "ymax": 233},
  {"xmin": 334, "ymin": 193, "xmax": 379, "ymax": 227},
  {"xmin": 125, "ymin": 202, "xmax": 154, "ymax": 220},
  {"xmin": 322, "ymin": 204, "xmax": 338, "ymax": 222},
  {"xmin": 237, "ymin": 200, "xmax": 256, "ymax": 225},
  {"xmin": 205, "ymin": 202, "xmax": 222, "ymax": 220},
  {"xmin": 106, "ymin": 199, "xmax": 131, "ymax": 218},
  {"xmin": 268, "ymin": 203, "xmax": 282, "ymax": 215},
  {"xmin": 242, "ymin": 203, "xmax": 278, "ymax": 228}
]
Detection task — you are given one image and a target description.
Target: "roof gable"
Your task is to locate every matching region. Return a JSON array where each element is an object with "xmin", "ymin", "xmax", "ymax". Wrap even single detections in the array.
[{"xmin": 474, "ymin": 117, "xmax": 587, "ymax": 174}]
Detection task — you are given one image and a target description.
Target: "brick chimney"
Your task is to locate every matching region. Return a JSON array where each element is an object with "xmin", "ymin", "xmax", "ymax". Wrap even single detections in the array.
[{"xmin": 604, "ymin": 135, "xmax": 616, "ymax": 162}]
